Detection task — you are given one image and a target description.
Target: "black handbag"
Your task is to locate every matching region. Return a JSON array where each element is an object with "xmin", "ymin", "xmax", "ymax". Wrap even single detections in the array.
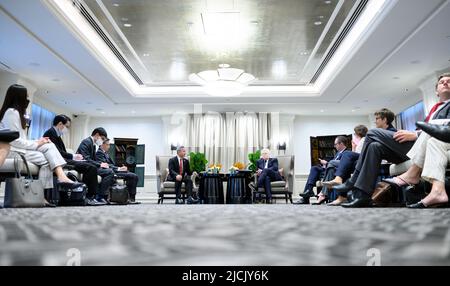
[
  {"xmin": 110, "ymin": 184, "xmax": 129, "ymax": 204},
  {"xmin": 0, "ymin": 128, "xmax": 20, "ymax": 143},
  {"xmin": 3, "ymin": 153, "xmax": 46, "ymax": 208}
]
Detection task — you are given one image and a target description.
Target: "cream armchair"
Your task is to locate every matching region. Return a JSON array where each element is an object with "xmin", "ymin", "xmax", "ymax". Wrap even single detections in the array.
[
  {"xmin": 156, "ymin": 155, "xmax": 199, "ymax": 204},
  {"xmin": 252, "ymin": 155, "xmax": 294, "ymax": 203}
]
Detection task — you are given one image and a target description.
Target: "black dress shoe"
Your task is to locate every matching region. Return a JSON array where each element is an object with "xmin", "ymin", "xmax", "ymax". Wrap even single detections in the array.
[
  {"xmin": 341, "ymin": 198, "xmax": 372, "ymax": 208},
  {"xmin": 416, "ymin": 121, "xmax": 450, "ymax": 143},
  {"xmin": 333, "ymin": 180, "xmax": 355, "ymax": 193},
  {"xmin": 300, "ymin": 190, "xmax": 315, "ymax": 198},
  {"xmin": 407, "ymin": 201, "xmax": 448, "ymax": 209}
]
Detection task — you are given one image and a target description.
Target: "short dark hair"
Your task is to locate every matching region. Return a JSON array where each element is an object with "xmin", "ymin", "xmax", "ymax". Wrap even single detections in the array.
[
  {"xmin": 354, "ymin": 125, "xmax": 368, "ymax": 138},
  {"xmin": 436, "ymin": 73, "xmax": 450, "ymax": 90},
  {"xmin": 335, "ymin": 136, "xmax": 348, "ymax": 146},
  {"xmin": 53, "ymin": 114, "xmax": 71, "ymax": 126},
  {"xmin": 374, "ymin": 108, "xmax": 395, "ymax": 125},
  {"xmin": 91, "ymin": 127, "xmax": 107, "ymax": 137}
]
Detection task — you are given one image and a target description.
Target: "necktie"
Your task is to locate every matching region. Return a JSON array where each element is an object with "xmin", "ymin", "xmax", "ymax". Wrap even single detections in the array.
[
  {"xmin": 424, "ymin": 102, "xmax": 444, "ymax": 122},
  {"xmin": 179, "ymin": 158, "xmax": 183, "ymax": 175}
]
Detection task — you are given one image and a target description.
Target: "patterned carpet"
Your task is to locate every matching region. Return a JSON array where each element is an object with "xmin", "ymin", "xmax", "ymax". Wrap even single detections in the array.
[{"xmin": 0, "ymin": 204, "xmax": 449, "ymax": 266}]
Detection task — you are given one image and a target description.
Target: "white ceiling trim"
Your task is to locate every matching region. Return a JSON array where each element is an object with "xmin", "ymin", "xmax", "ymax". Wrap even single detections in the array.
[{"xmin": 44, "ymin": 0, "xmax": 389, "ymax": 98}]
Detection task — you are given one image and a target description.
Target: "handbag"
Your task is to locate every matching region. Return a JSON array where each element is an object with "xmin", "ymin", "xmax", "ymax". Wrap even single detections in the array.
[
  {"xmin": 110, "ymin": 184, "xmax": 129, "ymax": 204},
  {"xmin": 3, "ymin": 153, "xmax": 45, "ymax": 208}
]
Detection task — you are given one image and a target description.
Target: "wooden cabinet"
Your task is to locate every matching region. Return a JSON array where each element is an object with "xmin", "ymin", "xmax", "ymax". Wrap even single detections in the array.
[
  {"xmin": 109, "ymin": 137, "xmax": 145, "ymax": 187},
  {"xmin": 310, "ymin": 135, "xmax": 352, "ymax": 166}
]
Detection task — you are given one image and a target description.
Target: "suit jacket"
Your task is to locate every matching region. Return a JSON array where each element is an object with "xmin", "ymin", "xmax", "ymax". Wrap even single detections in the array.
[
  {"xmin": 432, "ymin": 100, "xmax": 450, "ymax": 120},
  {"xmin": 96, "ymin": 148, "xmax": 118, "ymax": 172},
  {"xmin": 256, "ymin": 158, "xmax": 279, "ymax": 172},
  {"xmin": 168, "ymin": 156, "xmax": 192, "ymax": 181},
  {"xmin": 43, "ymin": 127, "xmax": 73, "ymax": 161},
  {"xmin": 77, "ymin": 137, "xmax": 100, "ymax": 168}
]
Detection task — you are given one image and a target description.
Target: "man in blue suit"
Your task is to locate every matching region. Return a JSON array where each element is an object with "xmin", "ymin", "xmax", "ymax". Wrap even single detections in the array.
[{"xmin": 256, "ymin": 149, "xmax": 282, "ymax": 204}]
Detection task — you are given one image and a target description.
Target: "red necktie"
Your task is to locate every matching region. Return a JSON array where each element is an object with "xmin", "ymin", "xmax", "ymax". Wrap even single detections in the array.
[
  {"xmin": 179, "ymin": 158, "xmax": 183, "ymax": 175},
  {"xmin": 424, "ymin": 102, "xmax": 444, "ymax": 122}
]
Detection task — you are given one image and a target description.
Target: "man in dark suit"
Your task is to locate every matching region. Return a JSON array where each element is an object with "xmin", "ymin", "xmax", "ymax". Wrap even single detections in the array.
[
  {"xmin": 96, "ymin": 139, "xmax": 140, "ymax": 203},
  {"xmin": 76, "ymin": 127, "xmax": 114, "ymax": 204},
  {"xmin": 167, "ymin": 146, "xmax": 198, "ymax": 204},
  {"xmin": 256, "ymin": 149, "xmax": 282, "ymax": 204},
  {"xmin": 336, "ymin": 73, "xmax": 450, "ymax": 207},
  {"xmin": 44, "ymin": 115, "xmax": 105, "ymax": 206},
  {"xmin": 293, "ymin": 135, "xmax": 349, "ymax": 205}
]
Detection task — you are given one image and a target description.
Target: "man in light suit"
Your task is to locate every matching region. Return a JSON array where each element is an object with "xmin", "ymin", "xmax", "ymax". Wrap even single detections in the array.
[
  {"xmin": 167, "ymin": 146, "xmax": 198, "ymax": 204},
  {"xmin": 337, "ymin": 73, "xmax": 450, "ymax": 208},
  {"xmin": 384, "ymin": 73, "xmax": 450, "ymax": 208},
  {"xmin": 256, "ymin": 149, "xmax": 282, "ymax": 204}
]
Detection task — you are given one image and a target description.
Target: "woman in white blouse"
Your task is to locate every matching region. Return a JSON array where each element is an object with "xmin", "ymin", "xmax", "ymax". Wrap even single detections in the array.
[{"xmin": 0, "ymin": 84, "xmax": 83, "ymax": 192}]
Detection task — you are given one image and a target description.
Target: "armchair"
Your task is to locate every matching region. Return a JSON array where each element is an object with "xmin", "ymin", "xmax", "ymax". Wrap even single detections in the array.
[
  {"xmin": 251, "ymin": 155, "xmax": 294, "ymax": 203},
  {"xmin": 155, "ymin": 155, "xmax": 199, "ymax": 204}
]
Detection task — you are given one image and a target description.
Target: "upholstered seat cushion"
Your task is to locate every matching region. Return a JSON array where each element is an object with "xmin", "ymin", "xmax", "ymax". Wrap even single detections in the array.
[
  {"xmin": 270, "ymin": 181, "xmax": 286, "ymax": 187},
  {"xmin": 162, "ymin": 181, "xmax": 186, "ymax": 188},
  {"xmin": 0, "ymin": 158, "xmax": 40, "ymax": 176}
]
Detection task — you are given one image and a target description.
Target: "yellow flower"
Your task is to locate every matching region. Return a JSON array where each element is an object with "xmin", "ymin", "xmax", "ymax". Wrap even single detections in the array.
[{"xmin": 233, "ymin": 162, "xmax": 245, "ymax": 170}]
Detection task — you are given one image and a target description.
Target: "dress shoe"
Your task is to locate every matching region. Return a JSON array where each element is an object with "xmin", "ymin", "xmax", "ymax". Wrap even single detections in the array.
[
  {"xmin": 341, "ymin": 197, "xmax": 372, "ymax": 208},
  {"xmin": 407, "ymin": 201, "xmax": 448, "ymax": 209},
  {"xmin": 333, "ymin": 180, "xmax": 355, "ymax": 193},
  {"xmin": 383, "ymin": 177, "xmax": 414, "ymax": 187},
  {"xmin": 300, "ymin": 189, "xmax": 315, "ymax": 198},
  {"xmin": 186, "ymin": 196, "xmax": 199, "ymax": 204},
  {"xmin": 292, "ymin": 197, "xmax": 309, "ymax": 205},
  {"xmin": 416, "ymin": 121, "xmax": 450, "ymax": 143},
  {"xmin": 312, "ymin": 195, "xmax": 327, "ymax": 205},
  {"xmin": 322, "ymin": 180, "xmax": 341, "ymax": 188}
]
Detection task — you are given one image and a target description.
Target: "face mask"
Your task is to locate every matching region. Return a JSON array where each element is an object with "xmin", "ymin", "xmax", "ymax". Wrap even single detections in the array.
[
  {"xmin": 61, "ymin": 126, "xmax": 69, "ymax": 135},
  {"xmin": 95, "ymin": 138, "xmax": 103, "ymax": 146}
]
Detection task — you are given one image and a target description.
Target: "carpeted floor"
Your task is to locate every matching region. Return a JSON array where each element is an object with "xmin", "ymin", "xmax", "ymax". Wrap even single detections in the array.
[{"xmin": 0, "ymin": 204, "xmax": 449, "ymax": 266}]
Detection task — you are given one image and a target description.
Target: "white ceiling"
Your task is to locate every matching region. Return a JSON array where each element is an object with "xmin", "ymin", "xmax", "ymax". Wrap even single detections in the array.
[{"xmin": 0, "ymin": 0, "xmax": 449, "ymax": 117}]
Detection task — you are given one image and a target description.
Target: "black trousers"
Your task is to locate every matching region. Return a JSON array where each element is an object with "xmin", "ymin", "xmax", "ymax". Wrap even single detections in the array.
[
  {"xmin": 66, "ymin": 159, "xmax": 98, "ymax": 198},
  {"xmin": 257, "ymin": 168, "xmax": 282, "ymax": 200},
  {"xmin": 169, "ymin": 177, "xmax": 193, "ymax": 199},
  {"xmin": 97, "ymin": 168, "xmax": 115, "ymax": 197},
  {"xmin": 351, "ymin": 128, "xmax": 415, "ymax": 195},
  {"xmin": 116, "ymin": 171, "xmax": 139, "ymax": 196}
]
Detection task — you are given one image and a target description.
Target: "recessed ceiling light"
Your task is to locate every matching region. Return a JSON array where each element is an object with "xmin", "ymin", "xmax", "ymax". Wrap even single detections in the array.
[
  {"xmin": 410, "ymin": 60, "xmax": 421, "ymax": 64},
  {"xmin": 250, "ymin": 20, "xmax": 259, "ymax": 25},
  {"xmin": 320, "ymin": 109, "xmax": 325, "ymax": 113},
  {"xmin": 121, "ymin": 18, "xmax": 128, "ymax": 22},
  {"xmin": 96, "ymin": 108, "xmax": 103, "ymax": 111},
  {"xmin": 300, "ymin": 51, "xmax": 309, "ymax": 56},
  {"xmin": 318, "ymin": 16, "xmax": 324, "ymax": 19},
  {"xmin": 131, "ymin": 110, "xmax": 136, "ymax": 114},
  {"xmin": 324, "ymin": 0, "xmax": 332, "ymax": 4},
  {"xmin": 112, "ymin": 3, "xmax": 119, "ymax": 7},
  {"xmin": 29, "ymin": 62, "xmax": 40, "ymax": 67},
  {"xmin": 392, "ymin": 76, "xmax": 400, "ymax": 80},
  {"xmin": 101, "ymin": 111, "xmax": 106, "ymax": 114},
  {"xmin": 143, "ymin": 53, "xmax": 150, "ymax": 57},
  {"xmin": 124, "ymin": 23, "xmax": 132, "ymax": 28},
  {"xmin": 314, "ymin": 21, "xmax": 322, "ymax": 26},
  {"xmin": 52, "ymin": 78, "xmax": 60, "ymax": 82}
]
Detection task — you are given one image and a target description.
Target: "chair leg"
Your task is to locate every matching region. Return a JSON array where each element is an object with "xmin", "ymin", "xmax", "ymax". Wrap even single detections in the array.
[
  {"xmin": 285, "ymin": 193, "xmax": 288, "ymax": 204},
  {"xmin": 289, "ymin": 193, "xmax": 293, "ymax": 204},
  {"xmin": 160, "ymin": 194, "xmax": 164, "ymax": 204}
]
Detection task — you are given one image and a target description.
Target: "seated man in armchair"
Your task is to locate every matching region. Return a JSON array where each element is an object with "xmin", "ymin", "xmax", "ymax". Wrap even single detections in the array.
[
  {"xmin": 167, "ymin": 146, "xmax": 199, "ymax": 204},
  {"xmin": 256, "ymin": 149, "xmax": 282, "ymax": 204}
]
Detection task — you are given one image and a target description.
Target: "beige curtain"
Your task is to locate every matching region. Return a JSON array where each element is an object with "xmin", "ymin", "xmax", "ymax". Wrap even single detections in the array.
[{"xmin": 176, "ymin": 112, "xmax": 271, "ymax": 170}]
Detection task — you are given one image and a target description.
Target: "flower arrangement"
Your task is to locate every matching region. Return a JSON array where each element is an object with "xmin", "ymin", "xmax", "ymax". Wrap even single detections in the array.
[
  {"xmin": 207, "ymin": 163, "xmax": 222, "ymax": 174},
  {"xmin": 229, "ymin": 162, "xmax": 245, "ymax": 174}
]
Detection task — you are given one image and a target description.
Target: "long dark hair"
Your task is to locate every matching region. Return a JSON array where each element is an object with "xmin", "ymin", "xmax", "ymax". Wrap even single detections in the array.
[{"xmin": 0, "ymin": 84, "xmax": 30, "ymax": 129}]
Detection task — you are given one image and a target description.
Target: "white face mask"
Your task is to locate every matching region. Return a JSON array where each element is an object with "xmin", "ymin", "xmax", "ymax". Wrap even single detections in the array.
[
  {"xmin": 61, "ymin": 126, "xmax": 69, "ymax": 135},
  {"xmin": 95, "ymin": 138, "xmax": 103, "ymax": 146}
]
